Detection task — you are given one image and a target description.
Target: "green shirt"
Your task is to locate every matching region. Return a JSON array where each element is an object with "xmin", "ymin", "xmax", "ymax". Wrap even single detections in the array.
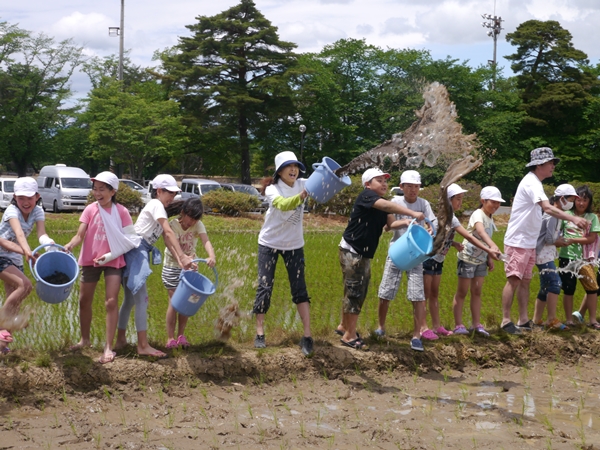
[{"xmin": 558, "ymin": 211, "xmax": 600, "ymax": 260}]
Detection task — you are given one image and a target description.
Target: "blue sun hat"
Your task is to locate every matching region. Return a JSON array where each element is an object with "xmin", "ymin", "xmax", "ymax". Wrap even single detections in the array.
[{"xmin": 274, "ymin": 151, "xmax": 305, "ymax": 176}]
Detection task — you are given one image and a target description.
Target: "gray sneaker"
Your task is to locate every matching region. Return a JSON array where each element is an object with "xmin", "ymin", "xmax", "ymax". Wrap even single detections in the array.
[
  {"xmin": 254, "ymin": 334, "xmax": 266, "ymax": 349},
  {"xmin": 299, "ymin": 336, "xmax": 314, "ymax": 356}
]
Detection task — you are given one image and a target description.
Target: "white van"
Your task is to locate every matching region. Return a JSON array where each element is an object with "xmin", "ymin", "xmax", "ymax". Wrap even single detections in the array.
[
  {"xmin": 180, "ymin": 178, "xmax": 221, "ymax": 200},
  {"xmin": 0, "ymin": 177, "xmax": 17, "ymax": 210},
  {"xmin": 37, "ymin": 165, "xmax": 92, "ymax": 212}
]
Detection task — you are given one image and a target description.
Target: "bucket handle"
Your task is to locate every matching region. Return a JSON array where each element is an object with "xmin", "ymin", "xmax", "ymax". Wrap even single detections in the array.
[
  {"xmin": 407, "ymin": 218, "xmax": 436, "ymax": 237},
  {"xmin": 29, "ymin": 243, "xmax": 68, "ymax": 282},
  {"xmin": 181, "ymin": 258, "xmax": 218, "ymax": 289},
  {"xmin": 312, "ymin": 162, "xmax": 323, "ymax": 171}
]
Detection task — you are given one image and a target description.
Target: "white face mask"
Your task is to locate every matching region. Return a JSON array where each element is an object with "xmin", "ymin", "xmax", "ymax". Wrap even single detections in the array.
[{"xmin": 560, "ymin": 197, "xmax": 573, "ymax": 211}]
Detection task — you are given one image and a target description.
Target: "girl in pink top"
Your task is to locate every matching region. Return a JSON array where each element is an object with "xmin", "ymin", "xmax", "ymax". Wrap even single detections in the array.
[{"xmin": 64, "ymin": 172, "xmax": 133, "ymax": 364}]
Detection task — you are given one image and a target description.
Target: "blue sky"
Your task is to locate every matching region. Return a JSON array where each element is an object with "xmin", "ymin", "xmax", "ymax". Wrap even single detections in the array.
[{"xmin": 3, "ymin": 0, "xmax": 600, "ymax": 101}]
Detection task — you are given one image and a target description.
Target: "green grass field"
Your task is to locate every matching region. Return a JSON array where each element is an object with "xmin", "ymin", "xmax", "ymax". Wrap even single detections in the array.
[{"xmin": 10, "ymin": 213, "xmax": 553, "ymax": 351}]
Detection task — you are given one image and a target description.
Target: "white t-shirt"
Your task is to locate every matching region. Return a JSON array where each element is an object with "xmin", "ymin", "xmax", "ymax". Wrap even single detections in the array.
[
  {"xmin": 134, "ymin": 199, "xmax": 167, "ymax": 245},
  {"xmin": 504, "ymin": 171, "xmax": 548, "ymax": 249},
  {"xmin": 458, "ymin": 208, "xmax": 496, "ymax": 265},
  {"xmin": 388, "ymin": 196, "xmax": 436, "ymax": 245},
  {"xmin": 0, "ymin": 204, "xmax": 45, "ymax": 266},
  {"xmin": 432, "ymin": 215, "xmax": 461, "ymax": 263},
  {"xmin": 258, "ymin": 178, "xmax": 306, "ymax": 251}
]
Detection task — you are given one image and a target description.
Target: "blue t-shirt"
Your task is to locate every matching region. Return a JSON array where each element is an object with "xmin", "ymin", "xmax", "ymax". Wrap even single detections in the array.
[{"xmin": 0, "ymin": 204, "xmax": 45, "ymax": 265}]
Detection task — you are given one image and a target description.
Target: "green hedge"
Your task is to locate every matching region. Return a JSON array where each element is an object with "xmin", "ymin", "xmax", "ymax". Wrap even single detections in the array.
[{"xmin": 202, "ymin": 189, "xmax": 261, "ymax": 216}]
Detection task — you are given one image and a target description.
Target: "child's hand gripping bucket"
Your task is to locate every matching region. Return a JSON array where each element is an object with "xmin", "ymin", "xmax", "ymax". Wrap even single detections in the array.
[
  {"xmin": 171, "ymin": 259, "xmax": 218, "ymax": 317},
  {"xmin": 29, "ymin": 244, "xmax": 80, "ymax": 304},
  {"xmin": 388, "ymin": 219, "xmax": 435, "ymax": 272},
  {"xmin": 305, "ymin": 156, "xmax": 352, "ymax": 203}
]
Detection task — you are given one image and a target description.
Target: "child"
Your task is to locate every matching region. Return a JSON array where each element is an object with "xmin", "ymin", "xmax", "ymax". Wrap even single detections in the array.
[
  {"xmin": 253, "ymin": 151, "xmax": 314, "ymax": 356},
  {"xmin": 115, "ymin": 174, "xmax": 194, "ymax": 357},
  {"xmin": 423, "ymin": 183, "xmax": 499, "ymax": 340},
  {"xmin": 163, "ymin": 198, "xmax": 216, "ymax": 349},
  {"xmin": 558, "ymin": 185, "xmax": 600, "ymax": 328},
  {"xmin": 0, "ymin": 177, "xmax": 54, "ymax": 354},
  {"xmin": 337, "ymin": 168, "xmax": 425, "ymax": 351},
  {"xmin": 531, "ymin": 184, "xmax": 576, "ymax": 331},
  {"xmin": 375, "ymin": 170, "xmax": 435, "ymax": 338},
  {"xmin": 452, "ymin": 186, "xmax": 504, "ymax": 336},
  {"xmin": 64, "ymin": 172, "xmax": 134, "ymax": 364}
]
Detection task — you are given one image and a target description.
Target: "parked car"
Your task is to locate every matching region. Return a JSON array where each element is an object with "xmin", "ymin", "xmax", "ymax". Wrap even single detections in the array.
[
  {"xmin": 180, "ymin": 178, "xmax": 221, "ymax": 199},
  {"xmin": 0, "ymin": 177, "xmax": 16, "ymax": 210},
  {"xmin": 119, "ymin": 179, "xmax": 149, "ymax": 204},
  {"xmin": 390, "ymin": 187, "xmax": 403, "ymax": 196},
  {"xmin": 221, "ymin": 183, "xmax": 268, "ymax": 211},
  {"xmin": 37, "ymin": 164, "xmax": 92, "ymax": 212}
]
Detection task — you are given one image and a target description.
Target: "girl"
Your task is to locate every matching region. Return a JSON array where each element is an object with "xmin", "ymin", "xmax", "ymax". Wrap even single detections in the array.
[
  {"xmin": 64, "ymin": 172, "xmax": 134, "ymax": 364},
  {"xmin": 531, "ymin": 184, "xmax": 575, "ymax": 330},
  {"xmin": 559, "ymin": 185, "xmax": 600, "ymax": 328},
  {"xmin": 0, "ymin": 177, "xmax": 54, "ymax": 354},
  {"xmin": 163, "ymin": 198, "xmax": 216, "ymax": 349},
  {"xmin": 422, "ymin": 183, "xmax": 500, "ymax": 340},
  {"xmin": 115, "ymin": 174, "xmax": 194, "ymax": 357},
  {"xmin": 253, "ymin": 151, "xmax": 313, "ymax": 356},
  {"xmin": 452, "ymin": 186, "xmax": 504, "ymax": 337}
]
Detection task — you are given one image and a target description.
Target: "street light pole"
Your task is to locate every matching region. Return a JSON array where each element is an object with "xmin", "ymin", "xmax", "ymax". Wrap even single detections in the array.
[
  {"xmin": 481, "ymin": 12, "xmax": 503, "ymax": 90},
  {"xmin": 299, "ymin": 124, "xmax": 306, "ymax": 164},
  {"xmin": 118, "ymin": 0, "xmax": 124, "ymax": 82}
]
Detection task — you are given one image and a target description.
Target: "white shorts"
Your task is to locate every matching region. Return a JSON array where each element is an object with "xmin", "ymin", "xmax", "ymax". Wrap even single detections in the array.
[{"xmin": 378, "ymin": 256, "xmax": 425, "ymax": 302}]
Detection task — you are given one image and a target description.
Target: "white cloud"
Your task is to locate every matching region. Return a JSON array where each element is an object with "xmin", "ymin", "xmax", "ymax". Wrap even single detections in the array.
[{"xmin": 50, "ymin": 12, "xmax": 113, "ymax": 50}]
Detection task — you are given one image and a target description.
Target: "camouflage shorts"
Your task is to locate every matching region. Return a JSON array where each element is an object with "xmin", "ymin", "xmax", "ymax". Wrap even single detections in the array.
[{"xmin": 339, "ymin": 248, "xmax": 371, "ymax": 314}]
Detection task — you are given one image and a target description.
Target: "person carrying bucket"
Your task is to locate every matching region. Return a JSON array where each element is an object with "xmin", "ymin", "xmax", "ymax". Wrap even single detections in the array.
[
  {"xmin": 64, "ymin": 172, "xmax": 137, "ymax": 364},
  {"xmin": 374, "ymin": 170, "xmax": 435, "ymax": 347},
  {"xmin": 422, "ymin": 183, "xmax": 500, "ymax": 342},
  {"xmin": 115, "ymin": 174, "xmax": 195, "ymax": 359},
  {"xmin": 253, "ymin": 151, "xmax": 314, "ymax": 356},
  {"xmin": 0, "ymin": 177, "xmax": 56, "ymax": 354},
  {"xmin": 452, "ymin": 186, "xmax": 505, "ymax": 337},
  {"xmin": 162, "ymin": 198, "xmax": 216, "ymax": 350},
  {"xmin": 336, "ymin": 168, "xmax": 425, "ymax": 351}
]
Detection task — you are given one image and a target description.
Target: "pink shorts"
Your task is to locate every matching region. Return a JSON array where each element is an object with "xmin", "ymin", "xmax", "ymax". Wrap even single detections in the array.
[{"xmin": 504, "ymin": 246, "xmax": 536, "ymax": 280}]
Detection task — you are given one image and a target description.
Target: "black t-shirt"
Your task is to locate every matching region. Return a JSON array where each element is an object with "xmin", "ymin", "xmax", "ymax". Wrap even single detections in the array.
[{"xmin": 342, "ymin": 188, "xmax": 389, "ymax": 258}]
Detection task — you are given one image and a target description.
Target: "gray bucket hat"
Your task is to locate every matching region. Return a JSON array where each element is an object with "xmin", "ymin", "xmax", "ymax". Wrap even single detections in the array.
[{"xmin": 525, "ymin": 147, "xmax": 560, "ymax": 167}]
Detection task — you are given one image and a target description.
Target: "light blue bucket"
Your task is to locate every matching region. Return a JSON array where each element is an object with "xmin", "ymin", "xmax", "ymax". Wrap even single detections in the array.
[
  {"xmin": 29, "ymin": 244, "xmax": 79, "ymax": 304},
  {"xmin": 305, "ymin": 157, "xmax": 352, "ymax": 203},
  {"xmin": 171, "ymin": 259, "xmax": 218, "ymax": 317},
  {"xmin": 389, "ymin": 219, "xmax": 435, "ymax": 271}
]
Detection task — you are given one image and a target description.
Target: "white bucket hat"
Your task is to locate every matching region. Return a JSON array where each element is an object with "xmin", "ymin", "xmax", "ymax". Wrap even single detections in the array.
[
  {"xmin": 152, "ymin": 174, "xmax": 180, "ymax": 192},
  {"xmin": 480, "ymin": 186, "xmax": 505, "ymax": 202},
  {"xmin": 14, "ymin": 177, "xmax": 38, "ymax": 196},
  {"xmin": 274, "ymin": 151, "xmax": 306, "ymax": 175},
  {"xmin": 91, "ymin": 171, "xmax": 119, "ymax": 190}
]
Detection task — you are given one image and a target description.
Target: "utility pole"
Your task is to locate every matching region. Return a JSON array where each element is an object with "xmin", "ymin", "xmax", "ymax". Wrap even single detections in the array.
[
  {"xmin": 109, "ymin": 0, "xmax": 125, "ymax": 82},
  {"xmin": 481, "ymin": 8, "xmax": 503, "ymax": 90}
]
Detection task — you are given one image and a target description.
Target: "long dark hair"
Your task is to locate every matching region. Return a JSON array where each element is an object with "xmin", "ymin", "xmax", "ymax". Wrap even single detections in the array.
[
  {"xmin": 164, "ymin": 198, "xmax": 205, "ymax": 218},
  {"xmin": 576, "ymin": 185, "xmax": 594, "ymax": 213}
]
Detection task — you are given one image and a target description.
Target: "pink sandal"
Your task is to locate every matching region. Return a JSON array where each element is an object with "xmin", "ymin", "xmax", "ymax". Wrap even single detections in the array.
[
  {"xmin": 177, "ymin": 335, "xmax": 191, "ymax": 348},
  {"xmin": 165, "ymin": 339, "xmax": 179, "ymax": 349},
  {"xmin": 0, "ymin": 330, "xmax": 13, "ymax": 343},
  {"xmin": 421, "ymin": 329, "xmax": 439, "ymax": 340}
]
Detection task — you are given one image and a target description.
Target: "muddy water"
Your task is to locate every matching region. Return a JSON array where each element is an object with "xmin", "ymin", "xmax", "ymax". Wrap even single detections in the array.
[{"xmin": 1, "ymin": 358, "xmax": 599, "ymax": 449}]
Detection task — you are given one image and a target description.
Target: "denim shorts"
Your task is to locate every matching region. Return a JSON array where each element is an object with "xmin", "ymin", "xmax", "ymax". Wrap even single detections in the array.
[
  {"xmin": 0, "ymin": 257, "xmax": 23, "ymax": 273},
  {"xmin": 423, "ymin": 258, "xmax": 444, "ymax": 276},
  {"xmin": 456, "ymin": 260, "xmax": 488, "ymax": 279},
  {"xmin": 536, "ymin": 260, "xmax": 561, "ymax": 301}
]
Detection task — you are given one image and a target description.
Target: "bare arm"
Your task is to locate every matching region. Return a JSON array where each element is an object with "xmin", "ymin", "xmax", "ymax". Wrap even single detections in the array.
[
  {"xmin": 456, "ymin": 225, "xmax": 499, "ymax": 260},
  {"xmin": 159, "ymin": 217, "xmax": 194, "ymax": 270},
  {"xmin": 473, "ymin": 221, "xmax": 499, "ymax": 253},
  {"xmin": 373, "ymin": 198, "xmax": 425, "ymax": 221},
  {"xmin": 199, "ymin": 233, "xmax": 216, "ymax": 268},
  {"xmin": 566, "ymin": 231, "xmax": 597, "ymax": 246},
  {"xmin": 8, "ymin": 217, "xmax": 34, "ymax": 262},
  {"xmin": 64, "ymin": 222, "xmax": 89, "ymax": 253},
  {"xmin": 540, "ymin": 200, "xmax": 589, "ymax": 230}
]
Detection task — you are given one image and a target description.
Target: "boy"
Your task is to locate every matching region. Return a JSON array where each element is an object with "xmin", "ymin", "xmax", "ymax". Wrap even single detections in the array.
[
  {"xmin": 337, "ymin": 168, "xmax": 425, "ymax": 350},
  {"xmin": 375, "ymin": 170, "xmax": 435, "ymax": 350}
]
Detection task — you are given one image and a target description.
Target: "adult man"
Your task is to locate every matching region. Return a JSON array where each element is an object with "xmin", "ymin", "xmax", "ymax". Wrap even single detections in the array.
[{"xmin": 500, "ymin": 147, "xmax": 589, "ymax": 334}]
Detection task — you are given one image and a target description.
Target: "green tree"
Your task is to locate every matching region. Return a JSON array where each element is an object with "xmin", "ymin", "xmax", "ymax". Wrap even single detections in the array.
[
  {"xmin": 159, "ymin": 0, "xmax": 297, "ymax": 183},
  {"xmin": 0, "ymin": 21, "xmax": 84, "ymax": 175},
  {"xmin": 83, "ymin": 77, "xmax": 187, "ymax": 180}
]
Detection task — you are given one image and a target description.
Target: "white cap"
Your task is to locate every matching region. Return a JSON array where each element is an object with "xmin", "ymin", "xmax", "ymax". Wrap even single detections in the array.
[
  {"xmin": 274, "ymin": 151, "xmax": 306, "ymax": 174},
  {"xmin": 480, "ymin": 186, "xmax": 505, "ymax": 202},
  {"xmin": 400, "ymin": 170, "xmax": 421, "ymax": 185},
  {"xmin": 362, "ymin": 168, "xmax": 390, "ymax": 186},
  {"xmin": 91, "ymin": 171, "xmax": 119, "ymax": 190},
  {"xmin": 554, "ymin": 184, "xmax": 579, "ymax": 198},
  {"xmin": 152, "ymin": 174, "xmax": 180, "ymax": 192},
  {"xmin": 446, "ymin": 183, "xmax": 468, "ymax": 199},
  {"xmin": 14, "ymin": 177, "xmax": 38, "ymax": 196}
]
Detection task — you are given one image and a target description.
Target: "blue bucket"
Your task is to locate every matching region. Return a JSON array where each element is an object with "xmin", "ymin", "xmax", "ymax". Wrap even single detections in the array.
[
  {"xmin": 388, "ymin": 219, "xmax": 435, "ymax": 272},
  {"xmin": 171, "ymin": 259, "xmax": 218, "ymax": 317},
  {"xmin": 305, "ymin": 157, "xmax": 352, "ymax": 203},
  {"xmin": 29, "ymin": 244, "xmax": 80, "ymax": 304}
]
